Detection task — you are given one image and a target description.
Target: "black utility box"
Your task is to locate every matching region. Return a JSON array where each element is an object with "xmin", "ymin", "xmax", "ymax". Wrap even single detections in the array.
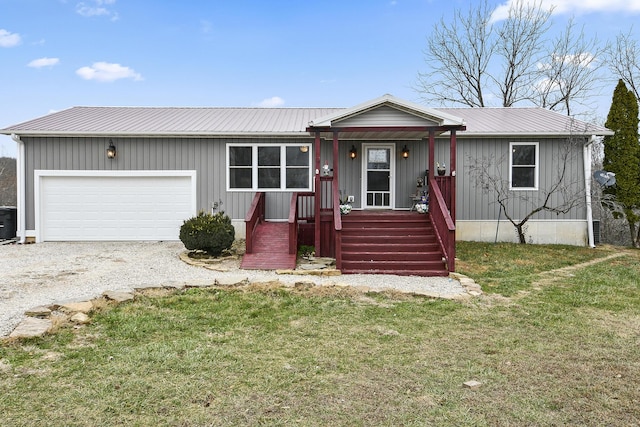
[{"xmin": 0, "ymin": 207, "xmax": 17, "ymax": 239}]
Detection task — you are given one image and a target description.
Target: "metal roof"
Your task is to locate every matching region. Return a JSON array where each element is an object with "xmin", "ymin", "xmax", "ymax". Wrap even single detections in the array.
[
  {"xmin": 439, "ymin": 107, "xmax": 613, "ymax": 136},
  {"xmin": 1, "ymin": 100, "xmax": 612, "ymax": 137}
]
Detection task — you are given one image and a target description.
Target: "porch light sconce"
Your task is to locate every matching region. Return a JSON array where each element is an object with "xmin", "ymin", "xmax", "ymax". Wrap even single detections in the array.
[
  {"xmin": 299, "ymin": 145, "xmax": 309, "ymax": 153},
  {"xmin": 349, "ymin": 145, "xmax": 358, "ymax": 160},
  {"xmin": 402, "ymin": 145, "xmax": 410, "ymax": 159},
  {"xmin": 106, "ymin": 140, "xmax": 116, "ymax": 159}
]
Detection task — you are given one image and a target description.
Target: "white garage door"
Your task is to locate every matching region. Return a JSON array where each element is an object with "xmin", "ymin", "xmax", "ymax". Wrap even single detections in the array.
[{"xmin": 36, "ymin": 171, "xmax": 196, "ymax": 242}]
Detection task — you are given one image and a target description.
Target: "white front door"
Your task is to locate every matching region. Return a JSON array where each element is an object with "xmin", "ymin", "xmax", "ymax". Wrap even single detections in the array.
[{"xmin": 362, "ymin": 144, "xmax": 395, "ymax": 209}]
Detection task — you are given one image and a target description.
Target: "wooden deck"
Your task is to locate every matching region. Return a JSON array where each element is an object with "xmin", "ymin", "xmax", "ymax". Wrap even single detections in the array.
[
  {"xmin": 339, "ymin": 210, "xmax": 448, "ymax": 276},
  {"xmin": 240, "ymin": 222, "xmax": 297, "ymax": 270}
]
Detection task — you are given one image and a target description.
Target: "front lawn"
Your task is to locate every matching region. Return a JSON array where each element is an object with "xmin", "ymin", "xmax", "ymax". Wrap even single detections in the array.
[{"xmin": 1, "ymin": 243, "xmax": 638, "ymax": 426}]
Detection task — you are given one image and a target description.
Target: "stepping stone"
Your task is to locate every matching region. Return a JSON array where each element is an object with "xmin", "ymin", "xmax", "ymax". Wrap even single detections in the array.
[{"xmin": 10, "ymin": 317, "xmax": 52, "ymax": 338}]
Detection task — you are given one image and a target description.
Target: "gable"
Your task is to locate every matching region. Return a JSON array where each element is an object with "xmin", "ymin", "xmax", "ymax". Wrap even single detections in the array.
[{"xmin": 334, "ymin": 105, "xmax": 441, "ymax": 128}]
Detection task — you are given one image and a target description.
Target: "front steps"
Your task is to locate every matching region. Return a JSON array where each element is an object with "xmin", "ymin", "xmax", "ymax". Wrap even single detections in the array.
[{"xmin": 339, "ymin": 211, "xmax": 448, "ymax": 276}]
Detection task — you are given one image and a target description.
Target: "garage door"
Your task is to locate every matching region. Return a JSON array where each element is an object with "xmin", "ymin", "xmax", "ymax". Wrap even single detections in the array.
[{"xmin": 36, "ymin": 171, "xmax": 196, "ymax": 242}]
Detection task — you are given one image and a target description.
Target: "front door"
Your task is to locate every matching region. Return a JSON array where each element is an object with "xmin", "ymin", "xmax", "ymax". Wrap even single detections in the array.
[{"xmin": 363, "ymin": 144, "xmax": 395, "ymax": 209}]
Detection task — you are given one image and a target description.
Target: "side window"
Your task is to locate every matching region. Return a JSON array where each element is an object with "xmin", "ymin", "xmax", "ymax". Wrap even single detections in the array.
[{"xmin": 510, "ymin": 142, "xmax": 538, "ymax": 190}]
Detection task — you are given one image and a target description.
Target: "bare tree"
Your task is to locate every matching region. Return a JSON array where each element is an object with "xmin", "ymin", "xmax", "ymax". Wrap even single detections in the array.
[
  {"xmin": 607, "ymin": 27, "xmax": 640, "ymax": 102},
  {"xmin": 417, "ymin": 0, "xmax": 610, "ymax": 116},
  {"xmin": 469, "ymin": 136, "xmax": 585, "ymax": 244},
  {"xmin": 0, "ymin": 157, "xmax": 17, "ymax": 206},
  {"xmin": 535, "ymin": 19, "xmax": 606, "ymax": 116},
  {"xmin": 493, "ymin": 0, "xmax": 552, "ymax": 107},
  {"xmin": 416, "ymin": 0, "xmax": 494, "ymax": 107},
  {"xmin": 417, "ymin": 0, "xmax": 551, "ymax": 108}
]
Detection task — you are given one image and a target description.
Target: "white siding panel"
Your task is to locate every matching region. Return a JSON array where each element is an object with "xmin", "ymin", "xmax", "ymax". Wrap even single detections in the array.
[{"xmin": 36, "ymin": 171, "xmax": 196, "ymax": 241}]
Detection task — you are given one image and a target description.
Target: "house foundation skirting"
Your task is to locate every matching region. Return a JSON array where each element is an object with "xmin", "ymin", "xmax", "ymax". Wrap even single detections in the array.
[{"xmin": 456, "ymin": 220, "xmax": 589, "ymax": 246}]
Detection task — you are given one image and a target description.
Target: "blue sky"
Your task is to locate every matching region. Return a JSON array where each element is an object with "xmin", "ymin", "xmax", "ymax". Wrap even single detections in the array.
[{"xmin": 1, "ymin": 0, "xmax": 639, "ymax": 157}]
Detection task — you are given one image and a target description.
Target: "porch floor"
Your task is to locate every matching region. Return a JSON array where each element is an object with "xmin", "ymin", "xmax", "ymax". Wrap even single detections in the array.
[{"xmin": 241, "ymin": 222, "xmax": 297, "ymax": 270}]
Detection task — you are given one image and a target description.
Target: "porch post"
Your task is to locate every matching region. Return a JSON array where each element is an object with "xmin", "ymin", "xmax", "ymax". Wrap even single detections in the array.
[
  {"xmin": 314, "ymin": 131, "xmax": 322, "ymax": 254},
  {"xmin": 450, "ymin": 130, "xmax": 457, "ymax": 224},
  {"xmin": 428, "ymin": 130, "xmax": 435, "ymax": 180},
  {"xmin": 332, "ymin": 131, "xmax": 339, "ymax": 195}
]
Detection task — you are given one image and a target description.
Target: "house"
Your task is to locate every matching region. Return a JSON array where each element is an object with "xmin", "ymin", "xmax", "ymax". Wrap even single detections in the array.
[{"xmin": 1, "ymin": 95, "xmax": 613, "ymax": 276}]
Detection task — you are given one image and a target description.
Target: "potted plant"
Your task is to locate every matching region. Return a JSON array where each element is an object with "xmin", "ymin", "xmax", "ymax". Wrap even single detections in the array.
[
  {"xmin": 415, "ymin": 195, "xmax": 428, "ymax": 214},
  {"xmin": 339, "ymin": 191, "xmax": 352, "ymax": 215}
]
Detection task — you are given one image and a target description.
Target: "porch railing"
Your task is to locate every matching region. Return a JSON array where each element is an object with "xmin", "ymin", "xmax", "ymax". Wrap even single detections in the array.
[
  {"xmin": 429, "ymin": 177, "xmax": 455, "ymax": 272},
  {"xmin": 434, "ymin": 176, "xmax": 452, "ymax": 210},
  {"xmin": 332, "ymin": 179, "xmax": 342, "ymax": 270},
  {"xmin": 289, "ymin": 192, "xmax": 315, "ymax": 255},
  {"xmin": 244, "ymin": 192, "xmax": 265, "ymax": 254}
]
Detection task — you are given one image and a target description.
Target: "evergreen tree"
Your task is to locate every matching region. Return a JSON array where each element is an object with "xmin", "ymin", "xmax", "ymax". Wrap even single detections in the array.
[{"xmin": 603, "ymin": 79, "xmax": 640, "ymax": 247}]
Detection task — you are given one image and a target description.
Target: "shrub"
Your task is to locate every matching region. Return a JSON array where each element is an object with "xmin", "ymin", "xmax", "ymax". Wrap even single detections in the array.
[{"xmin": 179, "ymin": 211, "xmax": 235, "ymax": 256}]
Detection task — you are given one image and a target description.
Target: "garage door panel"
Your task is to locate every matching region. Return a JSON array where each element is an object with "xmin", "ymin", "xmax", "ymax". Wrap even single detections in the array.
[{"xmin": 38, "ymin": 173, "xmax": 196, "ymax": 241}]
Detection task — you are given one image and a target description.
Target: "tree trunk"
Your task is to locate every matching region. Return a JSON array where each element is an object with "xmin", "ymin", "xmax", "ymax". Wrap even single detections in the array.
[{"xmin": 516, "ymin": 223, "xmax": 527, "ymax": 244}]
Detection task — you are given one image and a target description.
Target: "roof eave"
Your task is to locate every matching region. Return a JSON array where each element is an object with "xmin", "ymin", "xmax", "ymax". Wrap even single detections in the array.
[{"xmin": 0, "ymin": 130, "xmax": 310, "ymax": 138}]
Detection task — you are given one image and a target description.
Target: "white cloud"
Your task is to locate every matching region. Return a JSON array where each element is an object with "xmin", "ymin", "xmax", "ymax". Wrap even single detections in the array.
[
  {"xmin": 0, "ymin": 29, "xmax": 21, "ymax": 47},
  {"xmin": 491, "ymin": 0, "xmax": 640, "ymax": 22},
  {"xmin": 76, "ymin": 62, "xmax": 143, "ymax": 82},
  {"xmin": 256, "ymin": 96, "xmax": 285, "ymax": 107},
  {"xmin": 28, "ymin": 57, "xmax": 60, "ymax": 68},
  {"xmin": 76, "ymin": 0, "xmax": 119, "ymax": 21}
]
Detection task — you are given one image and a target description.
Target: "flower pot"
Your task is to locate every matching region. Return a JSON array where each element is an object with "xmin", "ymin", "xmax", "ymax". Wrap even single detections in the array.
[{"xmin": 339, "ymin": 204, "xmax": 352, "ymax": 215}]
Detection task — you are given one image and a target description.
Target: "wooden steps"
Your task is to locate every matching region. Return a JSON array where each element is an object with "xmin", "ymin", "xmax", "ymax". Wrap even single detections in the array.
[
  {"xmin": 339, "ymin": 211, "xmax": 448, "ymax": 276},
  {"xmin": 241, "ymin": 222, "xmax": 296, "ymax": 270}
]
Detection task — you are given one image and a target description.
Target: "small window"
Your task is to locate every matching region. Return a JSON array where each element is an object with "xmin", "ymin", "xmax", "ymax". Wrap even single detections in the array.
[
  {"xmin": 510, "ymin": 142, "xmax": 538, "ymax": 190},
  {"xmin": 227, "ymin": 144, "xmax": 311, "ymax": 191}
]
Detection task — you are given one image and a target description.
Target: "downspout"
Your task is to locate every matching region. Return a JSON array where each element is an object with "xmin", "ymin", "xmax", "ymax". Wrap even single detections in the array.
[
  {"xmin": 584, "ymin": 135, "xmax": 596, "ymax": 248},
  {"xmin": 11, "ymin": 134, "xmax": 26, "ymax": 244}
]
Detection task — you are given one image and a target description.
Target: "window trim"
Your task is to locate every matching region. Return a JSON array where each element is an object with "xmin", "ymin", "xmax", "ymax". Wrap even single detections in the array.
[
  {"xmin": 509, "ymin": 142, "xmax": 539, "ymax": 191},
  {"xmin": 226, "ymin": 143, "xmax": 312, "ymax": 192}
]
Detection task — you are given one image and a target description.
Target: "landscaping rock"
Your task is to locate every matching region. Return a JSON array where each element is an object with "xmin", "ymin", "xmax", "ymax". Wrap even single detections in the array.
[
  {"xmin": 9, "ymin": 317, "xmax": 52, "ymax": 338},
  {"xmin": 463, "ymin": 380, "xmax": 482, "ymax": 389},
  {"xmin": 103, "ymin": 291, "xmax": 135, "ymax": 302},
  {"xmin": 215, "ymin": 275, "xmax": 249, "ymax": 287},
  {"xmin": 70, "ymin": 312, "xmax": 91, "ymax": 324},
  {"xmin": 58, "ymin": 301, "xmax": 93, "ymax": 314},
  {"xmin": 25, "ymin": 306, "xmax": 52, "ymax": 318}
]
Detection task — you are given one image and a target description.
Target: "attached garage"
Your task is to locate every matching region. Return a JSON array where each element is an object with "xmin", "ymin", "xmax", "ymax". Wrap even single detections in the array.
[{"xmin": 34, "ymin": 170, "xmax": 197, "ymax": 242}]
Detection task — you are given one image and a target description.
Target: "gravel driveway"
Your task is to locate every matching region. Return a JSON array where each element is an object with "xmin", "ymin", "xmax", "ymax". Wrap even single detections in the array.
[{"xmin": 0, "ymin": 241, "xmax": 465, "ymax": 337}]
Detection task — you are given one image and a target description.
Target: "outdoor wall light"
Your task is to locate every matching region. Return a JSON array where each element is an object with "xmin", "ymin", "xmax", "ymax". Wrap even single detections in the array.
[
  {"xmin": 349, "ymin": 145, "xmax": 358, "ymax": 160},
  {"xmin": 299, "ymin": 145, "xmax": 309, "ymax": 153},
  {"xmin": 106, "ymin": 140, "xmax": 116, "ymax": 159},
  {"xmin": 402, "ymin": 145, "xmax": 410, "ymax": 159}
]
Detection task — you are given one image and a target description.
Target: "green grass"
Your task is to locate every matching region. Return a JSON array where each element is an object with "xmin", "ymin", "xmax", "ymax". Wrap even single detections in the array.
[{"xmin": 1, "ymin": 243, "xmax": 639, "ymax": 426}]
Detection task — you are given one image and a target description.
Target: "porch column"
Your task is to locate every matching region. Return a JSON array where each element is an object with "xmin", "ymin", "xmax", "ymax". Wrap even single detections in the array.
[
  {"xmin": 450, "ymin": 130, "xmax": 457, "ymax": 224},
  {"xmin": 332, "ymin": 131, "xmax": 339, "ymax": 197},
  {"xmin": 314, "ymin": 131, "xmax": 322, "ymax": 254},
  {"xmin": 428, "ymin": 130, "xmax": 435, "ymax": 180}
]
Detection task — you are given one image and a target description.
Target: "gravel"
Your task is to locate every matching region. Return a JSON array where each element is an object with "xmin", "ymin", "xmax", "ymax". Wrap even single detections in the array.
[{"xmin": 0, "ymin": 241, "xmax": 465, "ymax": 337}]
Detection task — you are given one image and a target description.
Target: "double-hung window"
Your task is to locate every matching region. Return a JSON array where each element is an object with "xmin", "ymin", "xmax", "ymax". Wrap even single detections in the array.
[
  {"xmin": 227, "ymin": 144, "xmax": 312, "ymax": 191},
  {"xmin": 509, "ymin": 142, "xmax": 538, "ymax": 190}
]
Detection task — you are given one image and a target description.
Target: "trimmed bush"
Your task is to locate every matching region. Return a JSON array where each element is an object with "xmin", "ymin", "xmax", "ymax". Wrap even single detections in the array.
[{"xmin": 179, "ymin": 211, "xmax": 235, "ymax": 256}]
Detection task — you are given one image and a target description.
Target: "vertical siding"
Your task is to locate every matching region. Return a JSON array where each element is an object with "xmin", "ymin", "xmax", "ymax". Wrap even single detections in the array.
[
  {"xmin": 23, "ymin": 136, "xmax": 315, "ymax": 230},
  {"xmin": 456, "ymin": 137, "xmax": 587, "ymax": 221}
]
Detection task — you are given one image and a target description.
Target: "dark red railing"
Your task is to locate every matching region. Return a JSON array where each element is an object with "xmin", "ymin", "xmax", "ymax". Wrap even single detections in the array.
[
  {"xmin": 289, "ymin": 192, "xmax": 315, "ymax": 255},
  {"xmin": 332, "ymin": 180, "xmax": 343, "ymax": 270},
  {"xmin": 244, "ymin": 192, "xmax": 265, "ymax": 254},
  {"xmin": 429, "ymin": 177, "xmax": 455, "ymax": 272},
  {"xmin": 434, "ymin": 176, "xmax": 452, "ymax": 210}
]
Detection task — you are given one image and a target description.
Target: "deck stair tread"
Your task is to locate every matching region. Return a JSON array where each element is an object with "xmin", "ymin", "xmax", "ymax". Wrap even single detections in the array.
[
  {"xmin": 339, "ymin": 211, "xmax": 447, "ymax": 276},
  {"xmin": 241, "ymin": 222, "xmax": 296, "ymax": 270}
]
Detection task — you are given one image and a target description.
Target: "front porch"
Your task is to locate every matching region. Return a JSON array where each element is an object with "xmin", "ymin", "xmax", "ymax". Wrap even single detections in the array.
[{"xmin": 242, "ymin": 95, "xmax": 465, "ymax": 276}]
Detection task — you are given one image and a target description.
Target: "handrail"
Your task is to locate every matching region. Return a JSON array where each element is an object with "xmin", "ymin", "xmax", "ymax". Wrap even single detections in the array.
[
  {"xmin": 332, "ymin": 181, "xmax": 342, "ymax": 269},
  {"xmin": 429, "ymin": 177, "xmax": 456, "ymax": 272},
  {"xmin": 244, "ymin": 192, "xmax": 265, "ymax": 254},
  {"xmin": 288, "ymin": 193, "xmax": 299, "ymax": 255}
]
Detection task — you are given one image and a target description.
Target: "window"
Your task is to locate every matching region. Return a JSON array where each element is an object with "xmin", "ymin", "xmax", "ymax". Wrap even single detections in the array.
[
  {"xmin": 510, "ymin": 142, "xmax": 538, "ymax": 190},
  {"xmin": 227, "ymin": 144, "xmax": 311, "ymax": 191}
]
